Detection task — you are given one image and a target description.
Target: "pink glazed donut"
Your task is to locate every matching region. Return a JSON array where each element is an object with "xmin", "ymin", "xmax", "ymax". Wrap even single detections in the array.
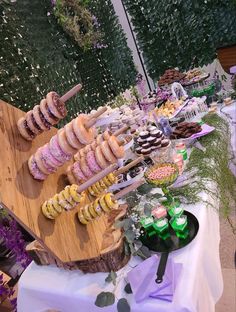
[{"xmin": 86, "ymin": 150, "xmax": 101, "ymax": 173}]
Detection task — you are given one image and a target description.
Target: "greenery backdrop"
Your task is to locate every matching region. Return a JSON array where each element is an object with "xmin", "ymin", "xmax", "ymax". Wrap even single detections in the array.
[
  {"xmin": 0, "ymin": 0, "xmax": 137, "ymax": 124},
  {"xmin": 123, "ymin": 0, "xmax": 236, "ymax": 80}
]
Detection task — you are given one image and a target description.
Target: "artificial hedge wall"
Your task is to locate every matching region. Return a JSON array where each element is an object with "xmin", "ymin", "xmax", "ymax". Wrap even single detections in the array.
[
  {"xmin": 0, "ymin": 0, "xmax": 137, "ymax": 124},
  {"xmin": 123, "ymin": 0, "xmax": 236, "ymax": 80}
]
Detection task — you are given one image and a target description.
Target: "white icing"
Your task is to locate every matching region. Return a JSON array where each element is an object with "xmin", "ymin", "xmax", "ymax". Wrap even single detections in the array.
[{"xmin": 176, "ymin": 217, "xmax": 186, "ymax": 225}]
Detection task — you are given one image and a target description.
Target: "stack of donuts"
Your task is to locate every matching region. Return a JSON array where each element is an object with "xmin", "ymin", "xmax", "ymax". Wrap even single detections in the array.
[
  {"xmin": 28, "ymin": 114, "xmax": 96, "ymax": 180},
  {"xmin": 17, "ymin": 92, "xmax": 67, "ymax": 141},
  {"xmin": 67, "ymin": 135, "xmax": 125, "ymax": 185},
  {"xmin": 78, "ymin": 192, "xmax": 118, "ymax": 225},
  {"xmin": 87, "ymin": 173, "xmax": 117, "ymax": 197},
  {"xmin": 42, "ymin": 185, "xmax": 86, "ymax": 219},
  {"xmin": 74, "ymin": 130, "xmax": 112, "ymax": 161}
]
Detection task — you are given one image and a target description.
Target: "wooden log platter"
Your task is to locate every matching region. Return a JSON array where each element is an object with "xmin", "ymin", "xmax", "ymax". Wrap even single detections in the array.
[{"xmin": 0, "ymin": 100, "xmax": 129, "ymax": 272}]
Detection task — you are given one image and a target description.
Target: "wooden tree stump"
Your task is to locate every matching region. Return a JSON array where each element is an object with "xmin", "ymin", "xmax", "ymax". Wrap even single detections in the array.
[{"xmin": 0, "ymin": 100, "xmax": 130, "ymax": 272}]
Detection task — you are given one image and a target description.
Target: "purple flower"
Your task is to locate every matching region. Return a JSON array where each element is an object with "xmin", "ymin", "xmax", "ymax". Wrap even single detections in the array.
[{"xmin": 51, "ymin": 0, "xmax": 56, "ymax": 6}]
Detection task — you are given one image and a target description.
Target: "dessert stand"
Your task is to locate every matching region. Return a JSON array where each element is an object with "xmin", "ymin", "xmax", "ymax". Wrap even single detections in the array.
[{"xmin": 0, "ymin": 100, "xmax": 130, "ymax": 273}]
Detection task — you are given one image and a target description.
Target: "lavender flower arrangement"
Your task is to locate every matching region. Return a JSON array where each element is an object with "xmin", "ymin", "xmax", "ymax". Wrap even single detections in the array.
[
  {"xmin": 0, "ymin": 217, "xmax": 31, "ymax": 270},
  {"xmin": 0, "ymin": 274, "xmax": 17, "ymax": 312}
]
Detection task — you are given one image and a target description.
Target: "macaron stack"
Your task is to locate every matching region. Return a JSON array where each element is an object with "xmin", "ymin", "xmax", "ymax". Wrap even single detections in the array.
[
  {"xmin": 17, "ymin": 92, "xmax": 67, "ymax": 141},
  {"xmin": 78, "ymin": 192, "xmax": 118, "ymax": 224},
  {"xmin": 42, "ymin": 184, "xmax": 86, "ymax": 219},
  {"xmin": 67, "ymin": 135, "xmax": 124, "ymax": 185},
  {"xmin": 87, "ymin": 173, "xmax": 117, "ymax": 197},
  {"xmin": 135, "ymin": 125, "xmax": 170, "ymax": 156},
  {"xmin": 28, "ymin": 113, "xmax": 96, "ymax": 180}
]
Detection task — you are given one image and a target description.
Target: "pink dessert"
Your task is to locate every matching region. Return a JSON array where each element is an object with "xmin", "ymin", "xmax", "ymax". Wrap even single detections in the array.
[
  {"xmin": 80, "ymin": 159, "xmax": 93, "ymax": 178},
  {"xmin": 49, "ymin": 135, "xmax": 71, "ymax": 163},
  {"xmin": 40, "ymin": 145, "xmax": 63, "ymax": 168},
  {"xmin": 37, "ymin": 147, "xmax": 56, "ymax": 173},
  {"xmin": 86, "ymin": 151, "xmax": 101, "ymax": 173},
  {"xmin": 148, "ymin": 165, "xmax": 175, "ymax": 180},
  {"xmin": 152, "ymin": 206, "xmax": 167, "ymax": 219},
  {"xmin": 29, "ymin": 156, "xmax": 46, "ymax": 180},
  {"xmin": 72, "ymin": 162, "xmax": 86, "ymax": 181}
]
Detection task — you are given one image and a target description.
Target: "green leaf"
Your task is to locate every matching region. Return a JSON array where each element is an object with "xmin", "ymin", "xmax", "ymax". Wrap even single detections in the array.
[
  {"xmin": 136, "ymin": 245, "xmax": 151, "ymax": 260},
  {"xmin": 124, "ymin": 283, "xmax": 133, "ymax": 294},
  {"xmin": 95, "ymin": 292, "xmax": 115, "ymax": 308},
  {"xmin": 151, "ymin": 193, "xmax": 163, "ymax": 199},
  {"xmin": 105, "ymin": 271, "xmax": 117, "ymax": 286},
  {"xmin": 124, "ymin": 241, "xmax": 131, "ymax": 256},
  {"xmin": 124, "ymin": 229, "xmax": 136, "ymax": 243},
  {"xmin": 144, "ymin": 203, "xmax": 152, "ymax": 216},
  {"xmin": 137, "ymin": 183, "xmax": 153, "ymax": 195},
  {"xmin": 117, "ymin": 298, "xmax": 131, "ymax": 312},
  {"xmin": 114, "ymin": 219, "xmax": 131, "ymax": 230}
]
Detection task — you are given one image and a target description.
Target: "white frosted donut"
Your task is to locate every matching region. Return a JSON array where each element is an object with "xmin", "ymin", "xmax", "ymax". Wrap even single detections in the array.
[
  {"xmin": 64, "ymin": 122, "xmax": 83, "ymax": 150},
  {"xmin": 57, "ymin": 129, "xmax": 77, "ymax": 155},
  {"xmin": 108, "ymin": 136, "xmax": 125, "ymax": 159},
  {"xmin": 100, "ymin": 141, "xmax": 117, "ymax": 163},
  {"xmin": 95, "ymin": 146, "xmax": 110, "ymax": 169},
  {"xmin": 72, "ymin": 115, "xmax": 95, "ymax": 145}
]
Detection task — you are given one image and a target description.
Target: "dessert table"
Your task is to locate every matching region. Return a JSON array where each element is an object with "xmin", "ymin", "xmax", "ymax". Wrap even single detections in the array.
[
  {"xmin": 16, "ymin": 102, "xmax": 236, "ymax": 312},
  {"xmin": 17, "ymin": 189, "xmax": 223, "ymax": 312}
]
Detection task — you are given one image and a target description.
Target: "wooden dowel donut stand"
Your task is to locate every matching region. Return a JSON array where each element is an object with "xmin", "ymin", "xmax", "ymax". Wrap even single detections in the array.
[{"xmin": 0, "ymin": 100, "xmax": 129, "ymax": 273}]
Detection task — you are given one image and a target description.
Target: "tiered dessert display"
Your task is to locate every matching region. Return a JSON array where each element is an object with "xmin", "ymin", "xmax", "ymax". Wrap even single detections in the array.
[{"xmin": 158, "ymin": 69, "xmax": 185, "ymax": 86}]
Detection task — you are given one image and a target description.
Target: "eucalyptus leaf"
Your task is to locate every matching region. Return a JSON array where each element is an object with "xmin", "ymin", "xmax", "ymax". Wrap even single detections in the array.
[
  {"xmin": 124, "ymin": 283, "xmax": 133, "ymax": 294},
  {"xmin": 117, "ymin": 298, "xmax": 131, "ymax": 312},
  {"xmin": 137, "ymin": 183, "xmax": 153, "ymax": 195},
  {"xmin": 136, "ymin": 245, "xmax": 151, "ymax": 260},
  {"xmin": 95, "ymin": 292, "xmax": 115, "ymax": 308},
  {"xmin": 144, "ymin": 203, "xmax": 152, "ymax": 216},
  {"xmin": 105, "ymin": 271, "xmax": 117, "ymax": 285},
  {"xmin": 125, "ymin": 230, "xmax": 136, "ymax": 243}
]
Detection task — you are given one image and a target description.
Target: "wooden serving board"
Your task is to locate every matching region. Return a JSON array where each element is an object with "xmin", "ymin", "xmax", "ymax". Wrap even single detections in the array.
[{"xmin": 0, "ymin": 100, "xmax": 129, "ymax": 272}]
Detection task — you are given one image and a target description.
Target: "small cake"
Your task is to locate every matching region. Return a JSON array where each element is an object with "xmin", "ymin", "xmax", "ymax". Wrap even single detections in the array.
[
  {"xmin": 153, "ymin": 218, "xmax": 169, "ymax": 233},
  {"xmin": 152, "ymin": 206, "xmax": 167, "ymax": 219}
]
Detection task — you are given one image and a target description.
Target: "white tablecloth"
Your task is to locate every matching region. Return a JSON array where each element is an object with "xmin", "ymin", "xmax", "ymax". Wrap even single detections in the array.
[
  {"xmin": 17, "ymin": 190, "xmax": 223, "ymax": 312},
  {"xmin": 18, "ymin": 103, "xmax": 236, "ymax": 312}
]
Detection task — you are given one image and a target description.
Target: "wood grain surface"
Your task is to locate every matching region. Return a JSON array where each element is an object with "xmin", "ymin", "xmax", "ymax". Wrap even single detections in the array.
[{"xmin": 0, "ymin": 100, "xmax": 124, "ymax": 265}]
